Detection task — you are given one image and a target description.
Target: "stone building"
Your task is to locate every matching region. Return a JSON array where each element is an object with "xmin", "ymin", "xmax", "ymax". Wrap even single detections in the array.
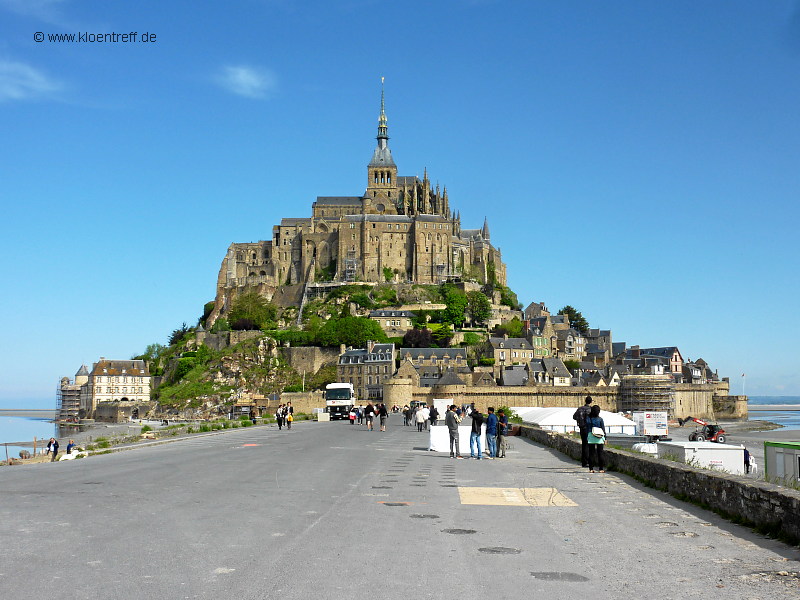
[
  {"xmin": 81, "ymin": 358, "xmax": 151, "ymax": 417},
  {"xmin": 210, "ymin": 84, "xmax": 507, "ymax": 322},
  {"xmin": 368, "ymin": 309, "xmax": 416, "ymax": 337},
  {"xmin": 336, "ymin": 342, "xmax": 395, "ymax": 403}
]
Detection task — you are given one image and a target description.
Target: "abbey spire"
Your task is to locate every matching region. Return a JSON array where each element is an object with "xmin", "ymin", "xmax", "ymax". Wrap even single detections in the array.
[{"xmin": 367, "ymin": 77, "xmax": 398, "ymax": 205}]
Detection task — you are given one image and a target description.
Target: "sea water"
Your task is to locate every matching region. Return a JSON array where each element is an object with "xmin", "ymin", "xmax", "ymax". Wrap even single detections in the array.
[
  {"xmin": 0, "ymin": 416, "xmax": 58, "ymax": 458},
  {"xmin": 748, "ymin": 396, "xmax": 800, "ymax": 431}
]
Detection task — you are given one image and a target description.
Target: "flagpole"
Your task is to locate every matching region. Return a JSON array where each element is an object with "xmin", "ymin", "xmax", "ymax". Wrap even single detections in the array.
[{"xmin": 741, "ymin": 373, "xmax": 746, "ymax": 396}]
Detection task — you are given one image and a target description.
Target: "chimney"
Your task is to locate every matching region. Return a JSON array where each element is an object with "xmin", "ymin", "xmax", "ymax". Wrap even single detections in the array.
[
  {"xmin": 367, "ymin": 340, "xmax": 375, "ymax": 353},
  {"xmin": 503, "ymin": 333, "xmax": 508, "ymax": 340},
  {"xmin": 631, "ymin": 345, "xmax": 640, "ymax": 359},
  {"xmin": 340, "ymin": 344, "xmax": 346, "ymax": 355}
]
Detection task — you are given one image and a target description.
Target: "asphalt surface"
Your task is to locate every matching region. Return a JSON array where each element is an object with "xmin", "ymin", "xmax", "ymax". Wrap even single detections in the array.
[{"xmin": 2, "ymin": 415, "xmax": 799, "ymax": 599}]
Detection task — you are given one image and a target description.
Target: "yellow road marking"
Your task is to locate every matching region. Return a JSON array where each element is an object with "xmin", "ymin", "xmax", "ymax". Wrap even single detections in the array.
[{"xmin": 458, "ymin": 487, "xmax": 577, "ymax": 507}]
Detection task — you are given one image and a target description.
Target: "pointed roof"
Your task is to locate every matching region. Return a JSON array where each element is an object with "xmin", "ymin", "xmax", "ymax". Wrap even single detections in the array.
[
  {"xmin": 369, "ymin": 77, "xmax": 395, "ymax": 168},
  {"xmin": 76, "ymin": 364, "xmax": 89, "ymax": 376},
  {"xmin": 482, "ymin": 217, "xmax": 490, "ymax": 240}
]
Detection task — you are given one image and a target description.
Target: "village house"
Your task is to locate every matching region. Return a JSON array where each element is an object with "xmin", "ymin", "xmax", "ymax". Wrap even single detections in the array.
[{"xmin": 337, "ymin": 342, "xmax": 395, "ymax": 402}]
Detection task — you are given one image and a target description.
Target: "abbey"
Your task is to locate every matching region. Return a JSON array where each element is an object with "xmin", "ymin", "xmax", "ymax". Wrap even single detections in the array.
[{"xmin": 213, "ymin": 86, "xmax": 507, "ymax": 310}]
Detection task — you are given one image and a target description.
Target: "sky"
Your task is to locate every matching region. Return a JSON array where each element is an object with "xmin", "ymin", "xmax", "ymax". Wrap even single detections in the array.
[{"xmin": 1, "ymin": 1, "xmax": 799, "ymax": 407}]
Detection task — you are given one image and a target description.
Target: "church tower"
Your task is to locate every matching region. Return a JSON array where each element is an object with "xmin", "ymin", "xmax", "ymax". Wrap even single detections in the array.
[{"xmin": 366, "ymin": 78, "xmax": 398, "ymax": 212}]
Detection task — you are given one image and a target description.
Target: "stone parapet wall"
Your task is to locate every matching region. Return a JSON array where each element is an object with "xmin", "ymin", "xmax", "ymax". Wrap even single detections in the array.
[
  {"xmin": 713, "ymin": 394, "xmax": 748, "ymax": 420},
  {"xmin": 94, "ymin": 401, "xmax": 156, "ymax": 423},
  {"xmin": 518, "ymin": 424, "xmax": 800, "ymax": 545}
]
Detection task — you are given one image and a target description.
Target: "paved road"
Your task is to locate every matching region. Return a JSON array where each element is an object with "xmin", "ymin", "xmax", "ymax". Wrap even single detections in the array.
[{"xmin": 2, "ymin": 415, "xmax": 799, "ymax": 599}]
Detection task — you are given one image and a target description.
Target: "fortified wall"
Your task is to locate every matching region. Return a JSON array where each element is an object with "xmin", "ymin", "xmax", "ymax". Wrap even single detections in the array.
[{"xmin": 383, "ymin": 378, "xmax": 746, "ymax": 421}]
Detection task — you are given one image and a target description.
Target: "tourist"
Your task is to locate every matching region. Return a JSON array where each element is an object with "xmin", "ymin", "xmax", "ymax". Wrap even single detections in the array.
[
  {"xmin": 585, "ymin": 405, "xmax": 606, "ymax": 473},
  {"xmin": 275, "ymin": 404, "xmax": 284, "ymax": 430},
  {"xmin": 66, "ymin": 439, "xmax": 76, "ymax": 455},
  {"xmin": 429, "ymin": 405, "xmax": 439, "ymax": 427},
  {"xmin": 497, "ymin": 409, "xmax": 509, "ymax": 458},
  {"xmin": 357, "ymin": 405, "xmax": 364, "ymax": 425},
  {"xmin": 47, "ymin": 437, "xmax": 59, "ymax": 462},
  {"xmin": 469, "ymin": 408, "xmax": 484, "ymax": 459},
  {"xmin": 349, "ymin": 408, "xmax": 356, "ymax": 425},
  {"xmin": 573, "ymin": 395, "xmax": 593, "ymax": 468},
  {"xmin": 403, "ymin": 405, "xmax": 412, "ymax": 426},
  {"xmin": 744, "ymin": 447, "xmax": 751, "ymax": 474},
  {"xmin": 485, "ymin": 407, "xmax": 498, "ymax": 459},
  {"xmin": 365, "ymin": 402, "xmax": 375, "ymax": 431},
  {"xmin": 286, "ymin": 410, "xmax": 293, "ymax": 430},
  {"xmin": 445, "ymin": 405, "xmax": 463, "ymax": 459},
  {"xmin": 378, "ymin": 403, "xmax": 388, "ymax": 431},
  {"xmin": 415, "ymin": 405, "xmax": 427, "ymax": 432}
]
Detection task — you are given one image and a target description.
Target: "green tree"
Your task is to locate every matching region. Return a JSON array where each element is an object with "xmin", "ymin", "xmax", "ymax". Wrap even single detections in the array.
[
  {"xmin": 563, "ymin": 359, "xmax": 581, "ymax": 374},
  {"xmin": 558, "ymin": 305, "xmax": 589, "ymax": 335},
  {"xmin": 466, "ymin": 291, "xmax": 492, "ymax": 326},
  {"xmin": 443, "ymin": 287, "xmax": 467, "ymax": 327},
  {"xmin": 493, "ymin": 316, "xmax": 523, "ymax": 338},
  {"xmin": 430, "ymin": 323, "xmax": 454, "ymax": 347},
  {"xmin": 199, "ymin": 301, "xmax": 215, "ymax": 326},
  {"xmin": 168, "ymin": 323, "xmax": 190, "ymax": 346},
  {"xmin": 316, "ymin": 316, "xmax": 388, "ymax": 348},
  {"xmin": 228, "ymin": 291, "xmax": 277, "ymax": 330}
]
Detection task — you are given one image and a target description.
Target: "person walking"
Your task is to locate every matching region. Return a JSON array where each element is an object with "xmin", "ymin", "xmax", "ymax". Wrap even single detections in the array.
[
  {"xmin": 403, "ymin": 405, "xmax": 412, "ymax": 426},
  {"xmin": 485, "ymin": 407, "xmax": 498, "ymax": 459},
  {"xmin": 275, "ymin": 404, "xmax": 284, "ymax": 430},
  {"xmin": 445, "ymin": 405, "xmax": 463, "ymax": 458},
  {"xmin": 357, "ymin": 405, "xmax": 364, "ymax": 425},
  {"xmin": 573, "ymin": 395, "xmax": 593, "ymax": 468},
  {"xmin": 378, "ymin": 403, "xmax": 388, "ymax": 432},
  {"xmin": 744, "ymin": 447, "xmax": 751, "ymax": 474},
  {"xmin": 497, "ymin": 409, "xmax": 509, "ymax": 458},
  {"xmin": 429, "ymin": 405, "xmax": 439, "ymax": 427},
  {"xmin": 586, "ymin": 405, "xmax": 606, "ymax": 473},
  {"xmin": 415, "ymin": 405, "xmax": 427, "ymax": 432},
  {"xmin": 365, "ymin": 402, "xmax": 375, "ymax": 431},
  {"xmin": 48, "ymin": 438, "xmax": 59, "ymax": 462},
  {"xmin": 469, "ymin": 408, "xmax": 484, "ymax": 459}
]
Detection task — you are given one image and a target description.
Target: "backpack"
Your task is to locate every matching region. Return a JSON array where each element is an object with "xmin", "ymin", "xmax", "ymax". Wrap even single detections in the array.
[{"xmin": 573, "ymin": 405, "xmax": 591, "ymax": 429}]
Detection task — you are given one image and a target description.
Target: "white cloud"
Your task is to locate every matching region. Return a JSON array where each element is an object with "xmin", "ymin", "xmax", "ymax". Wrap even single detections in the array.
[
  {"xmin": 215, "ymin": 65, "xmax": 276, "ymax": 99},
  {"xmin": 0, "ymin": 59, "xmax": 61, "ymax": 101}
]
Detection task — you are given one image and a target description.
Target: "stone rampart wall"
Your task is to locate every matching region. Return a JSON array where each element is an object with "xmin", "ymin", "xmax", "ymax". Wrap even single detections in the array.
[
  {"xmin": 280, "ymin": 346, "xmax": 339, "ymax": 375},
  {"xmin": 94, "ymin": 401, "xmax": 156, "ymax": 423},
  {"xmin": 518, "ymin": 425, "xmax": 800, "ymax": 545}
]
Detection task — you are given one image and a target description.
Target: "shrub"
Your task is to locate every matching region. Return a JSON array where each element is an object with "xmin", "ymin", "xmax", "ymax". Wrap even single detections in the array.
[
  {"xmin": 479, "ymin": 357, "xmax": 495, "ymax": 366},
  {"xmin": 141, "ymin": 425, "xmax": 152, "ymax": 433}
]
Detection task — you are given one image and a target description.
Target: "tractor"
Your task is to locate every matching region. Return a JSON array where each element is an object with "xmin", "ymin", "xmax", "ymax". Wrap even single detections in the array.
[{"xmin": 677, "ymin": 416, "xmax": 727, "ymax": 443}]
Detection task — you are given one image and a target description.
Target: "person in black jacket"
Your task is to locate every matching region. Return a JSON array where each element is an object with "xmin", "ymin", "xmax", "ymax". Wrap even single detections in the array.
[
  {"xmin": 469, "ymin": 409, "xmax": 484, "ymax": 459},
  {"xmin": 573, "ymin": 396, "xmax": 593, "ymax": 468}
]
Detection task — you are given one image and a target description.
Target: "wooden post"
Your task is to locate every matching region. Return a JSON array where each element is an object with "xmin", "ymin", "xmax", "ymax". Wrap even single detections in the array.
[{"xmin": 33, "ymin": 436, "xmax": 37, "ymax": 456}]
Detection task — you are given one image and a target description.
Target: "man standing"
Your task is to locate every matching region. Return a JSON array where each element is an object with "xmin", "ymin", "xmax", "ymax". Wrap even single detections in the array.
[
  {"xmin": 485, "ymin": 407, "xmax": 498, "ymax": 459},
  {"xmin": 445, "ymin": 405, "xmax": 463, "ymax": 459},
  {"xmin": 573, "ymin": 395, "xmax": 593, "ymax": 468},
  {"xmin": 469, "ymin": 408, "xmax": 484, "ymax": 460},
  {"xmin": 496, "ymin": 409, "xmax": 509, "ymax": 458},
  {"xmin": 48, "ymin": 438, "xmax": 59, "ymax": 462}
]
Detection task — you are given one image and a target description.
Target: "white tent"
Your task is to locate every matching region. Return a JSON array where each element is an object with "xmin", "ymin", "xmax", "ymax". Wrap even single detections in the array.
[{"xmin": 511, "ymin": 406, "xmax": 636, "ymax": 435}]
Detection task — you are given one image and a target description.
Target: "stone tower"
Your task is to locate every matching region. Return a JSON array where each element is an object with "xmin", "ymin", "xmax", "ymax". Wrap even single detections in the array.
[{"xmin": 365, "ymin": 78, "xmax": 398, "ymax": 213}]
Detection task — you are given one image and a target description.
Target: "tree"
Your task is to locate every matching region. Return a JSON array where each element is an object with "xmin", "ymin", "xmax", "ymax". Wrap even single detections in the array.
[
  {"xmin": 169, "ymin": 323, "xmax": 190, "ymax": 346},
  {"xmin": 558, "ymin": 305, "xmax": 589, "ymax": 335},
  {"xmin": 430, "ymin": 324, "xmax": 453, "ymax": 347},
  {"xmin": 403, "ymin": 327, "xmax": 434, "ymax": 348},
  {"xmin": 493, "ymin": 316, "xmax": 523, "ymax": 338},
  {"xmin": 228, "ymin": 291, "xmax": 277, "ymax": 330},
  {"xmin": 443, "ymin": 288, "xmax": 467, "ymax": 327},
  {"xmin": 466, "ymin": 291, "xmax": 492, "ymax": 326},
  {"xmin": 316, "ymin": 316, "xmax": 388, "ymax": 348},
  {"xmin": 199, "ymin": 301, "xmax": 215, "ymax": 326},
  {"xmin": 563, "ymin": 359, "xmax": 581, "ymax": 374}
]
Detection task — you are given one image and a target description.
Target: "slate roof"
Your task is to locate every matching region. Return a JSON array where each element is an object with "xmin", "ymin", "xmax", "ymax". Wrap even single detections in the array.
[
  {"xmin": 543, "ymin": 358, "xmax": 571, "ymax": 378},
  {"xmin": 76, "ymin": 364, "xmax": 89, "ymax": 376},
  {"xmin": 343, "ymin": 214, "xmax": 412, "ymax": 223},
  {"xmin": 488, "ymin": 337, "xmax": 532, "ymax": 350},
  {"xmin": 339, "ymin": 344, "xmax": 395, "ymax": 364},
  {"xmin": 90, "ymin": 360, "xmax": 149, "ymax": 377},
  {"xmin": 632, "ymin": 347, "xmax": 680, "ymax": 359},
  {"xmin": 369, "ymin": 310, "xmax": 415, "ymax": 318},
  {"xmin": 437, "ymin": 370, "xmax": 466, "ymax": 386},
  {"xmin": 612, "ymin": 342, "xmax": 627, "ymax": 356},
  {"xmin": 500, "ymin": 365, "xmax": 529, "ymax": 386},
  {"xmin": 399, "ymin": 348, "xmax": 467, "ymax": 361},
  {"xmin": 369, "ymin": 145, "xmax": 395, "ymax": 167},
  {"xmin": 396, "ymin": 176, "xmax": 421, "ymax": 186}
]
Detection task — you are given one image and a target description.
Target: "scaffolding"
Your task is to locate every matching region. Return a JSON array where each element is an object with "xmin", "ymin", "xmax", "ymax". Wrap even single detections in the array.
[
  {"xmin": 56, "ymin": 378, "xmax": 81, "ymax": 421},
  {"xmin": 620, "ymin": 375, "xmax": 675, "ymax": 417},
  {"xmin": 344, "ymin": 252, "xmax": 358, "ymax": 282}
]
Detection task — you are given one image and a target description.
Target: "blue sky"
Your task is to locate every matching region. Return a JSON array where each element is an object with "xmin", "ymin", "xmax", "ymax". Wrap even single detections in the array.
[{"xmin": 2, "ymin": 1, "xmax": 799, "ymax": 407}]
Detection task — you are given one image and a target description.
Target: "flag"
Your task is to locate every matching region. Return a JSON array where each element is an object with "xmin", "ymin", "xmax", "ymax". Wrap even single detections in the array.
[{"xmin": 741, "ymin": 373, "xmax": 745, "ymax": 377}]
